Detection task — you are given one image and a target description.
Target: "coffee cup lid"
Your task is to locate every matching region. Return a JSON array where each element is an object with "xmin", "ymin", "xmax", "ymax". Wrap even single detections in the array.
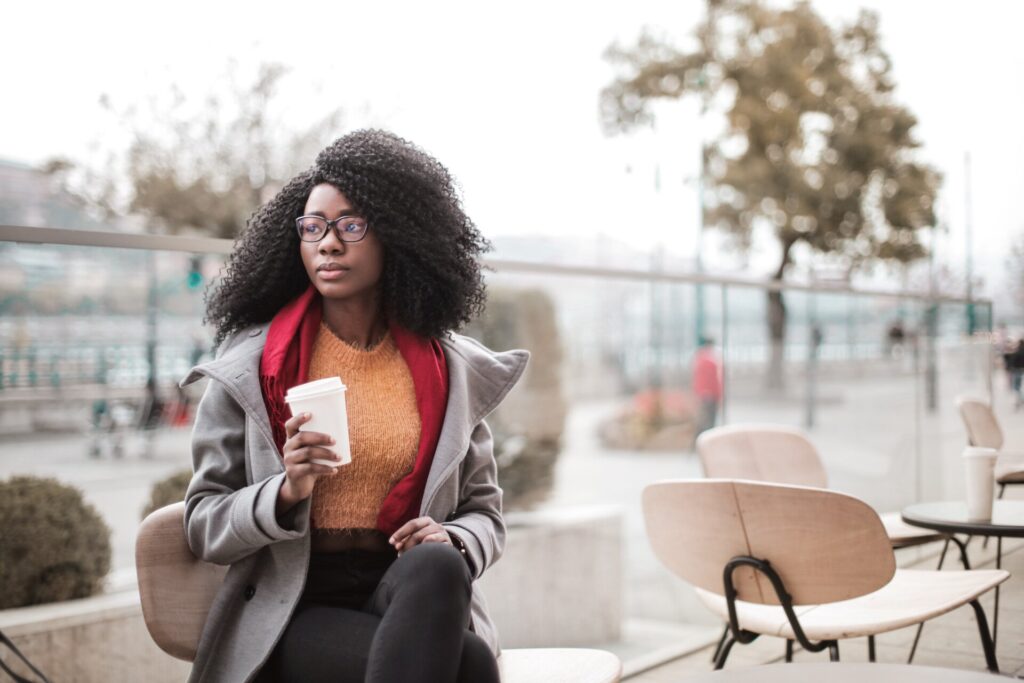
[{"xmin": 285, "ymin": 376, "xmax": 346, "ymax": 401}]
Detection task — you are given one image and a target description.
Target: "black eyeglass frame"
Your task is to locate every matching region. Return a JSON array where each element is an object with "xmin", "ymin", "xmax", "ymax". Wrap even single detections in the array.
[{"xmin": 294, "ymin": 215, "xmax": 371, "ymax": 243}]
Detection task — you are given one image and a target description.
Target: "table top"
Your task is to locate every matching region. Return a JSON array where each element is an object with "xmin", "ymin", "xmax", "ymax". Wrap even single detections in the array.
[
  {"xmin": 681, "ymin": 663, "xmax": 998, "ymax": 682},
  {"xmin": 902, "ymin": 500, "xmax": 1024, "ymax": 537}
]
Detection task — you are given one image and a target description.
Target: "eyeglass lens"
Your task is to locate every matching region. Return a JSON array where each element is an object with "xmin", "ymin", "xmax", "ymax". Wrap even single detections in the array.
[{"xmin": 296, "ymin": 216, "xmax": 369, "ymax": 242}]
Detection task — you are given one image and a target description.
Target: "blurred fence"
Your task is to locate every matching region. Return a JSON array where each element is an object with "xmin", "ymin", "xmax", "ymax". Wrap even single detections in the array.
[{"xmin": 0, "ymin": 223, "xmax": 999, "ymax": 632}]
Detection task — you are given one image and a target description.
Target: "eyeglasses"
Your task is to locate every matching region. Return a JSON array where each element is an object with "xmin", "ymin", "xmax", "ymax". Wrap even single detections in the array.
[{"xmin": 295, "ymin": 215, "xmax": 370, "ymax": 243}]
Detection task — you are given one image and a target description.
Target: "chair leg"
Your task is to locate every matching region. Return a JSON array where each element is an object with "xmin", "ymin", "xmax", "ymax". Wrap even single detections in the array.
[
  {"xmin": 785, "ymin": 639, "xmax": 794, "ymax": 663},
  {"xmin": 713, "ymin": 634, "xmax": 738, "ymax": 670},
  {"xmin": 908, "ymin": 535, "xmax": 971, "ymax": 664},
  {"xmin": 867, "ymin": 635, "xmax": 876, "ymax": 663},
  {"xmin": 968, "ymin": 599, "xmax": 1000, "ymax": 673},
  {"xmin": 935, "ymin": 538, "xmax": 950, "ymax": 570},
  {"xmin": 828, "ymin": 641, "xmax": 840, "ymax": 662},
  {"xmin": 907, "ymin": 622, "xmax": 924, "ymax": 664},
  {"xmin": 710, "ymin": 625, "xmax": 729, "ymax": 663},
  {"xmin": 950, "ymin": 536, "xmax": 971, "ymax": 570}
]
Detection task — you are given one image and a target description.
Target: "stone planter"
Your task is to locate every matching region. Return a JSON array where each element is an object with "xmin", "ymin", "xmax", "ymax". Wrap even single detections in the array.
[
  {"xmin": 478, "ymin": 504, "xmax": 624, "ymax": 648},
  {"xmin": 0, "ymin": 589, "xmax": 190, "ymax": 683}
]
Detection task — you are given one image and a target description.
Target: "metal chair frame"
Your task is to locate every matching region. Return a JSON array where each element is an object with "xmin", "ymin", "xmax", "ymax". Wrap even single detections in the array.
[{"xmin": 714, "ymin": 555, "xmax": 999, "ymax": 673}]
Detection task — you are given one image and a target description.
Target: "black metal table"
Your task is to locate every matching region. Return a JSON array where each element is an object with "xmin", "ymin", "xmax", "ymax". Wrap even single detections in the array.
[{"xmin": 902, "ymin": 500, "xmax": 1024, "ymax": 650}]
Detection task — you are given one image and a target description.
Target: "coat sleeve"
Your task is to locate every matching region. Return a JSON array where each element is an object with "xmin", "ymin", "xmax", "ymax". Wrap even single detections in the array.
[
  {"xmin": 441, "ymin": 420, "xmax": 505, "ymax": 579},
  {"xmin": 184, "ymin": 378, "xmax": 309, "ymax": 565}
]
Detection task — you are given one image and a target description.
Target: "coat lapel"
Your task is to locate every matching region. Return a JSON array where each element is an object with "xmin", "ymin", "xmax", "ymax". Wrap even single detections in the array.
[{"xmin": 421, "ymin": 336, "xmax": 530, "ymax": 510}]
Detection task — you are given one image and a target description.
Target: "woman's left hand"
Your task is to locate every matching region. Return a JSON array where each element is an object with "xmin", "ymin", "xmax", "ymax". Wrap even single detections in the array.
[{"xmin": 389, "ymin": 516, "xmax": 451, "ymax": 555}]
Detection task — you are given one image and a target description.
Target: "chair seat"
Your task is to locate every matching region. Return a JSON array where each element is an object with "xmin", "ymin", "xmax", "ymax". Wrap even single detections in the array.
[
  {"xmin": 695, "ymin": 568, "xmax": 1007, "ymax": 641},
  {"xmin": 878, "ymin": 511, "xmax": 945, "ymax": 546},
  {"xmin": 498, "ymin": 648, "xmax": 622, "ymax": 683},
  {"xmin": 996, "ymin": 452, "xmax": 1024, "ymax": 483}
]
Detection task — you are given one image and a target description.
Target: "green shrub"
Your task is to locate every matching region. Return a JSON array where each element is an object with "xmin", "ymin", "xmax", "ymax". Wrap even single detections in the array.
[
  {"xmin": 141, "ymin": 468, "xmax": 193, "ymax": 519},
  {"xmin": 0, "ymin": 476, "xmax": 111, "ymax": 609}
]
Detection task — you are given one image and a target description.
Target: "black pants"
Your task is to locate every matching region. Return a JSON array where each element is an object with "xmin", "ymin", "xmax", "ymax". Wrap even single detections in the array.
[{"xmin": 264, "ymin": 542, "xmax": 499, "ymax": 683}]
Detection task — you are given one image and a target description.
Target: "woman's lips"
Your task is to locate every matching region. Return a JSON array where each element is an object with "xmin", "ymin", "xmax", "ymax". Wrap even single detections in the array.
[{"xmin": 317, "ymin": 266, "xmax": 349, "ymax": 281}]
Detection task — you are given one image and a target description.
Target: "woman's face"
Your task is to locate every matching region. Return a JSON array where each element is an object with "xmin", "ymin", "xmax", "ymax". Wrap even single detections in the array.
[{"xmin": 299, "ymin": 183, "xmax": 385, "ymax": 304}]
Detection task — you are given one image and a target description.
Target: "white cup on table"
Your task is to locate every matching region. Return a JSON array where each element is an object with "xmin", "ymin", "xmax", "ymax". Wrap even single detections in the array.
[{"xmin": 963, "ymin": 446, "xmax": 997, "ymax": 521}]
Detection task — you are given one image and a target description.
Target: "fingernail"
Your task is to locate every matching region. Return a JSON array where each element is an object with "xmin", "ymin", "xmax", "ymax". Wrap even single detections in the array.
[
  {"xmin": 329, "ymin": 437, "xmax": 336, "ymax": 444},
  {"xmin": 304, "ymin": 412, "xmax": 311, "ymax": 418}
]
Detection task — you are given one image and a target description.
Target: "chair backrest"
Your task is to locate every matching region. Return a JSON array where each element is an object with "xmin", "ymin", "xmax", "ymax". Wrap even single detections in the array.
[
  {"xmin": 695, "ymin": 424, "xmax": 828, "ymax": 488},
  {"xmin": 135, "ymin": 501, "xmax": 226, "ymax": 661},
  {"xmin": 642, "ymin": 479, "xmax": 895, "ymax": 606},
  {"xmin": 956, "ymin": 396, "xmax": 1003, "ymax": 450}
]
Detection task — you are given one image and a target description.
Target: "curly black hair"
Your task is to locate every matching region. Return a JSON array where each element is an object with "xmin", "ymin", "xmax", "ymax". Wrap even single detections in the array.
[{"xmin": 204, "ymin": 129, "xmax": 490, "ymax": 346}]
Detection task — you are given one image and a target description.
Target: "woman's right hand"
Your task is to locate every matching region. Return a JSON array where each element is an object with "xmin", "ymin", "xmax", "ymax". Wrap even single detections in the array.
[{"xmin": 276, "ymin": 412, "xmax": 338, "ymax": 515}]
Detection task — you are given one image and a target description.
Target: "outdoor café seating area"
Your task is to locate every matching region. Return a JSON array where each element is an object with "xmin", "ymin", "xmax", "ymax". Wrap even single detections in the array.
[
  {"xmin": 123, "ymin": 395, "xmax": 1023, "ymax": 682},
  {"xmin": 624, "ymin": 396, "xmax": 1024, "ymax": 681}
]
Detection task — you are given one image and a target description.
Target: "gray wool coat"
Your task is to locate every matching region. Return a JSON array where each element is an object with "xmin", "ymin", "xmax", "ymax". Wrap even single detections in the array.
[{"xmin": 179, "ymin": 323, "xmax": 529, "ymax": 683}]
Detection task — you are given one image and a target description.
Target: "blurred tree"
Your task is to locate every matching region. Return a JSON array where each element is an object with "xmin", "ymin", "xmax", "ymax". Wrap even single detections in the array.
[
  {"xmin": 602, "ymin": 0, "xmax": 940, "ymax": 389},
  {"xmin": 46, "ymin": 62, "xmax": 344, "ymax": 238}
]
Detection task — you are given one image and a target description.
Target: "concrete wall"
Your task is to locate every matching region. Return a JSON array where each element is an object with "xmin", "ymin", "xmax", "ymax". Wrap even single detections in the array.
[
  {"xmin": 480, "ymin": 505, "xmax": 624, "ymax": 648},
  {"xmin": 0, "ymin": 592, "xmax": 191, "ymax": 683}
]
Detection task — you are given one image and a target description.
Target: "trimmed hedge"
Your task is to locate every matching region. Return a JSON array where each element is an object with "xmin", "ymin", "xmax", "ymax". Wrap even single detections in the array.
[
  {"xmin": 0, "ymin": 476, "xmax": 111, "ymax": 609},
  {"xmin": 141, "ymin": 469, "xmax": 193, "ymax": 519}
]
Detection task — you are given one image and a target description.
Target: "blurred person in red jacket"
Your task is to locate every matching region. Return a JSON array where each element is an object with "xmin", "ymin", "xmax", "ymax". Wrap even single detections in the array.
[{"xmin": 692, "ymin": 336, "xmax": 723, "ymax": 441}]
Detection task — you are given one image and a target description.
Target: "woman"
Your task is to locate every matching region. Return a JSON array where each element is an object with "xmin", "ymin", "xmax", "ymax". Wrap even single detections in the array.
[{"xmin": 180, "ymin": 129, "xmax": 528, "ymax": 682}]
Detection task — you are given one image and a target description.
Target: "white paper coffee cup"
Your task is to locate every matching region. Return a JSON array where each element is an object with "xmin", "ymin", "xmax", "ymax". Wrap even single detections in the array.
[
  {"xmin": 963, "ymin": 446, "xmax": 997, "ymax": 521},
  {"xmin": 284, "ymin": 377, "xmax": 351, "ymax": 467}
]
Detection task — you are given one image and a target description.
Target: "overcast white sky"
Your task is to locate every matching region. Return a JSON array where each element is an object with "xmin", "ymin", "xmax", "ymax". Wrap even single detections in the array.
[{"xmin": 3, "ymin": 0, "xmax": 1023, "ymax": 297}]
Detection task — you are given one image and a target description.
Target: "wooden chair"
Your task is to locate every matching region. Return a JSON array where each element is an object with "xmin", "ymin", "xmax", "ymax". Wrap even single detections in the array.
[
  {"xmin": 695, "ymin": 424, "xmax": 969, "ymax": 662},
  {"xmin": 642, "ymin": 480, "xmax": 1006, "ymax": 671},
  {"xmin": 136, "ymin": 502, "xmax": 622, "ymax": 682},
  {"xmin": 956, "ymin": 396, "xmax": 1024, "ymax": 499},
  {"xmin": 695, "ymin": 424, "xmax": 964, "ymax": 562}
]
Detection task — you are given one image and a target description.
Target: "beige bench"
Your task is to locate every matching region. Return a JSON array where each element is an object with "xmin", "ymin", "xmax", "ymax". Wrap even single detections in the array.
[{"xmin": 137, "ymin": 502, "xmax": 621, "ymax": 682}]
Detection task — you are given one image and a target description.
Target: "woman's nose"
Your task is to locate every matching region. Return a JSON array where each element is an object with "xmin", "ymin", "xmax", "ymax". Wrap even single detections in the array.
[{"xmin": 319, "ymin": 229, "xmax": 347, "ymax": 254}]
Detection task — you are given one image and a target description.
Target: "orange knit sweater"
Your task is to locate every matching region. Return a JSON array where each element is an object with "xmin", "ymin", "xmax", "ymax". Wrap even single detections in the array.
[{"xmin": 307, "ymin": 324, "xmax": 421, "ymax": 531}]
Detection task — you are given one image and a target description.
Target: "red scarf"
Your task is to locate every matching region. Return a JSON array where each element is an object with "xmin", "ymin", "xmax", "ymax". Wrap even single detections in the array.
[{"xmin": 258, "ymin": 285, "xmax": 449, "ymax": 535}]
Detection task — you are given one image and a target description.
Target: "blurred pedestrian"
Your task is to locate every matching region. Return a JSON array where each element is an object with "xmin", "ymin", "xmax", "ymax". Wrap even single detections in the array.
[
  {"xmin": 1004, "ymin": 339, "xmax": 1024, "ymax": 409},
  {"xmin": 993, "ymin": 323, "xmax": 1015, "ymax": 389},
  {"xmin": 692, "ymin": 336, "xmax": 723, "ymax": 442},
  {"xmin": 886, "ymin": 319, "xmax": 905, "ymax": 359}
]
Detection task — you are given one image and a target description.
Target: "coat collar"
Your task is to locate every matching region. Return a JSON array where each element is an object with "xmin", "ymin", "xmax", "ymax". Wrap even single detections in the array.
[{"xmin": 181, "ymin": 324, "xmax": 529, "ymax": 504}]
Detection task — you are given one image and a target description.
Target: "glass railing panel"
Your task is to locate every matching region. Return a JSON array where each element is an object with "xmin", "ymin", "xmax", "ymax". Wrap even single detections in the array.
[
  {"xmin": 0, "ymin": 240, "xmax": 221, "ymax": 573},
  {"xmin": 916, "ymin": 300, "xmax": 995, "ymax": 502},
  {"xmin": 480, "ymin": 268, "xmax": 724, "ymax": 636}
]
